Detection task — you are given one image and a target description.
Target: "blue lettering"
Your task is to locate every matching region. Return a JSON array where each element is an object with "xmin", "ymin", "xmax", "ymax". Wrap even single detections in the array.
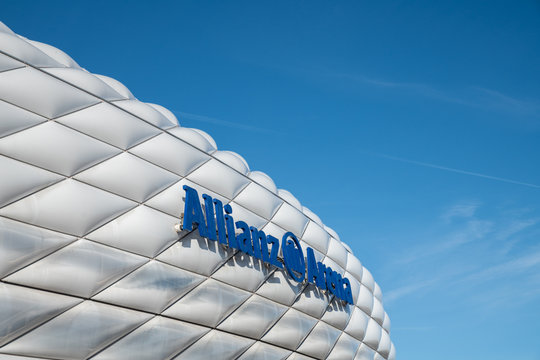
[
  {"xmin": 235, "ymin": 221, "xmax": 253, "ymax": 255},
  {"xmin": 282, "ymin": 232, "xmax": 305, "ymax": 282},
  {"xmin": 202, "ymin": 194, "xmax": 216, "ymax": 241},
  {"xmin": 267, "ymin": 235, "xmax": 283, "ymax": 268},
  {"xmin": 306, "ymin": 247, "xmax": 326, "ymax": 290},
  {"xmin": 213, "ymin": 199, "xmax": 228, "ymax": 245},
  {"xmin": 342, "ymin": 277, "xmax": 354, "ymax": 304},
  {"xmin": 224, "ymin": 204, "xmax": 238, "ymax": 249},
  {"xmin": 182, "ymin": 185, "xmax": 208, "ymax": 238},
  {"xmin": 180, "ymin": 187, "xmax": 354, "ymax": 305},
  {"xmin": 250, "ymin": 227, "xmax": 264, "ymax": 260}
]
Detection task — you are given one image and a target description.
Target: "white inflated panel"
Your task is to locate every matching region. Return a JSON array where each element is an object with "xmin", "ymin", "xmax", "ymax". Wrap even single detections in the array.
[
  {"xmin": 129, "ymin": 132, "xmax": 210, "ymax": 176},
  {"xmin": 0, "ymin": 53, "xmax": 24, "ymax": 72},
  {"xmin": 238, "ymin": 341, "xmax": 292, "ymax": 360},
  {"xmin": 249, "ymin": 170, "xmax": 278, "ymax": 193},
  {"xmin": 1, "ymin": 301, "xmax": 152, "ymax": 359},
  {"xmin": 0, "ymin": 155, "xmax": 63, "ymax": 208},
  {"xmin": 0, "ymin": 99, "xmax": 46, "ymax": 139},
  {"xmin": 0, "ymin": 283, "xmax": 81, "ymax": 347},
  {"xmin": 0, "ymin": 32, "xmax": 62, "ymax": 68},
  {"xmin": 44, "ymin": 68, "xmax": 123, "ymax": 101},
  {"xmin": 0, "ymin": 218, "xmax": 75, "ymax": 278},
  {"xmin": 0, "ymin": 121, "xmax": 120, "ymax": 176},
  {"xmin": 75, "ymin": 153, "xmax": 179, "ymax": 203},
  {"xmin": 94, "ymin": 74, "xmax": 135, "ymax": 99},
  {"xmin": 4, "ymin": 239, "xmax": 147, "ymax": 298},
  {"xmin": 163, "ymin": 278, "xmax": 250, "ymax": 327},
  {"xmin": 296, "ymin": 321, "xmax": 341, "ymax": 359},
  {"xmin": 0, "ymin": 179, "xmax": 136, "ymax": 237},
  {"xmin": 93, "ymin": 261, "xmax": 205, "ymax": 313},
  {"xmin": 361, "ymin": 267, "xmax": 375, "ymax": 293},
  {"xmin": 27, "ymin": 40, "xmax": 80, "ymax": 68},
  {"xmin": 217, "ymin": 294, "xmax": 287, "ymax": 338},
  {"xmin": 168, "ymin": 127, "xmax": 217, "ymax": 153},
  {"xmin": 93, "ymin": 316, "xmax": 209, "ymax": 360},
  {"xmin": 0, "ymin": 67, "xmax": 99, "ymax": 118},
  {"xmin": 114, "ymin": 99, "xmax": 176, "ymax": 129},
  {"xmin": 327, "ymin": 333, "xmax": 361, "ymax": 360},
  {"xmin": 173, "ymin": 329, "xmax": 254, "ymax": 360},
  {"xmin": 262, "ymin": 308, "xmax": 318, "ymax": 351},
  {"xmin": 345, "ymin": 307, "xmax": 370, "ymax": 341},
  {"xmin": 186, "ymin": 158, "xmax": 250, "ymax": 199}
]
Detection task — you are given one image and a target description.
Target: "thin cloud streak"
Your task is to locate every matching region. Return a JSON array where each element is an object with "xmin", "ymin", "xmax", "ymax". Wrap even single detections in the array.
[
  {"xmin": 385, "ymin": 280, "xmax": 436, "ymax": 303},
  {"xmin": 463, "ymin": 250, "xmax": 540, "ymax": 283},
  {"xmin": 174, "ymin": 111, "xmax": 279, "ymax": 135},
  {"xmin": 441, "ymin": 202, "xmax": 481, "ymax": 222},
  {"xmin": 391, "ymin": 326, "xmax": 434, "ymax": 332},
  {"xmin": 332, "ymin": 72, "xmax": 473, "ymax": 107},
  {"xmin": 385, "ymin": 203, "xmax": 540, "ymax": 306},
  {"xmin": 330, "ymin": 71, "xmax": 540, "ymax": 116},
  {"xmin": 372, "ymin": 152, "xmax": 540, "ymax": 189},
  {"xmin": 397, "ymin": 218, "xmax": 493, "ymax": 264}
]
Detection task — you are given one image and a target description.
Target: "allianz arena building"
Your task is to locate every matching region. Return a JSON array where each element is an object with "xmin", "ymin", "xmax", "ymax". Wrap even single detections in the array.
[{"xmin": 0, "ymin": 22, "xmax": 395, "ymax": 360}]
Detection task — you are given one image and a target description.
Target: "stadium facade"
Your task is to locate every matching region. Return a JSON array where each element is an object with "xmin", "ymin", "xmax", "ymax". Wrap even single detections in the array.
[{"xmin": 0, "ymin": 22, "xmax": 395, "ymax": 360}]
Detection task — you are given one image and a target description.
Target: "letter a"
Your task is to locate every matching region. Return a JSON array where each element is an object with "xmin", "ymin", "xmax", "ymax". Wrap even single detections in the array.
[{"xmin": 182, "ymin": 185, "xmax": 208, "ymax": 237}]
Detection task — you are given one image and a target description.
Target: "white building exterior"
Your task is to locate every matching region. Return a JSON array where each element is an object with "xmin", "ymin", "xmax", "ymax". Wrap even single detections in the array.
[{"xmin": 0, "ymin": 22, "xmax": 395, "ymax": 360}]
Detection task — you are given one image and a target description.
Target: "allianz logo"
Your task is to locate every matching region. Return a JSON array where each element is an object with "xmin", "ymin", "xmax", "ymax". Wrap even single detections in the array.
[{"xmin": 180, "ymin": 185, "xmax": 354, "ymax": 305}]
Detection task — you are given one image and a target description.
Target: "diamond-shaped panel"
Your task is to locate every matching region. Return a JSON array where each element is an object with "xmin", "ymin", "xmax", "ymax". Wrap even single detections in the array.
[
  {"xmin": 57, "ymin": 102, "xmax": 161, "ymax": 150},
  {"xmin": 75, "ymin": 153, "xmax": 179, "ymax": 203},
  {"xmin": 4, "ymin": 239, "xmax": 147, "ymax": 297},
  {"xmin": 262, "ymin": 308, "xmax": 318, "ymax": 351},
  {"xmin": 0, "ymin": 217, "xmax": 75, "ymax": 278},
  {"xmin": 93, "ymin": 261, "xmax": 205, "ymax": 313},
  {"xmin": 217, "ymin": 294, "xmax": 288, "ymax": 338},
  {"xmin": 86, "ymin": 205, "xmax": 180, "ymax": 257},
  {"xmin": 0, "ymin": 179, "xmax": 136, "ymax": 237},
  {"xmin": 211, "ymin": 251, "xmax": 271, "ymax": 292},
  {"xmin": 0, "ymin": 155, "xmax": 63, "ymax": 208},
  {"xmin": 0, "ymin": 31, "xmax": 62, "ymax": 68},
  {"xmin": 92, "ymin": 316, "xmax": 209, "ymax": 360},
  {"xmin": 163, "ymin": 278, "xmax": 250, "ymax": 327},
  {"xmin": 129, "ymin": 132, "xmax": 210, "ymax": 177},
  {"xmin": 173, "ymin": 329, "xmax": 254, "ymax": 360},
  {"xmin": 0, "ymin": 283, "xmax": 81, "ymax": 347},
  {"xmin": 44, "ymin": 68, "xmax": 123, "ymax": 101},
  {"xmin": 0, "ymin": 99, "xmax": 46, "ymax": 139},
  {"xmin": 0, "ymin": 301, "xmax": 152, "ymax": 360},
  {"xmin": 327, "ymin": 333, "xmax": 361, "ymax": 360},
  {"xmin": 0, "ymin": 121, "xmax": 120, "ymax": 176},
  {"xmin": 157, "ymin": 230, "xmax": 235, "ymax": 277},
  {"xmin": 0, "ymin": 53, "xmax": 24, "ymax": 72},
  {"xmin": 0, "ymin": 67, "xmax": 99, "ymax": 118},
  {"xmin": 237, "ymin": 341, "xmax": 292, "ymax": 360},
  {"xmin": 296, "ymin": 321, "xmax": 342, "ymax": 360}
]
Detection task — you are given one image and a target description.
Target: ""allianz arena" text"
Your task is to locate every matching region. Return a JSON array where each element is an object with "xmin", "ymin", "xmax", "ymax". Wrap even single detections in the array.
[{"xmin": 182, "ymin": 185, "xmax": 355, "ymax": 305}]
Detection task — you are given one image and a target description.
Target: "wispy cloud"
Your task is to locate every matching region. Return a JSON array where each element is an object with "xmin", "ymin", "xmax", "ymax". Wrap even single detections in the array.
[
  {"xmin": 391, "ymin": 326, "xmax": 435, "ymax": 332},
  {"xmin": 371, "ymin": 152, "xmax": 540, "ymax": 189},
  {"xmin": 329, "ymin": 71, "xmax": 540, "ymax": 117},
  {"xmin": 332, "ymin": 72, "xmax": 473, "ymax": 106},
  {"xmin": 385, "ymin": 201, "xmax": 540, "ymax": 310},
  {"xmin": 398, "ymin": 218, "xmax": 493, "ymax": 264},
  {"xmin": 174, "ymin": 110, "xmax": 279, "ymax": 135},
  {"xmin": 384, "ymin": 279, "xmax": 437, "ymax": 303},
  {"xmin": 441, "ymin": 201, "xmax": 481, "ymax": 222},
  {"xmin": 473, "ymin": 86, "xmax": 540, "ymax": 116},
  {"xmin": 456, "ymin": 249, "xmax": 540, "ymax": 309},
  {"xmin": 464, "ymin": 249, "xmax": 540, "ymax": 283}
]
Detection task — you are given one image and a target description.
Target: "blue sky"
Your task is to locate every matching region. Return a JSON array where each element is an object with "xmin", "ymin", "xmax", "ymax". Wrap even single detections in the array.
[{"xmin": 3, "ymin": 1, "xmax": 540, "ymax": 359}]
